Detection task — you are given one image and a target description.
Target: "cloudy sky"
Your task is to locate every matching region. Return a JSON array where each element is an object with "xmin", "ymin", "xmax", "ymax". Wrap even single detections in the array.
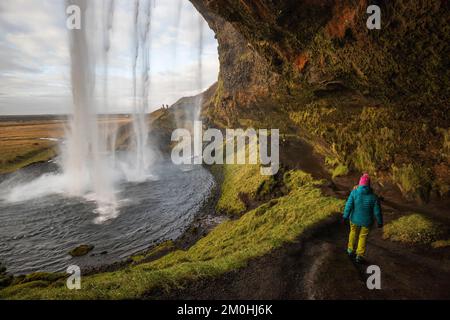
[{"xmin": 0, "ymin": 0, "xmax": 219, "ymax": 115}]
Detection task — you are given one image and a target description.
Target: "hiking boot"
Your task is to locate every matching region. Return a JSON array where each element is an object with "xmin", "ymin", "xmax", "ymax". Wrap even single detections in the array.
[
  {"xmin": 355, "ymin": 255, "xmax": 365, "ymax": 264},
  {"xmin": 347, "ymin": 249, "xmax": 355, "ymax": 258}
]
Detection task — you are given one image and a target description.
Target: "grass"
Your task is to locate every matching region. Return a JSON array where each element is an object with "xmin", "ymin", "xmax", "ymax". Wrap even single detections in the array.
[
  {"xmin": 0, "ymin": 146, "xmax": 58, "ymax": 174},
  {"xmin": 331, "ymin": 164, "xmax": 349, "ymax": 179},
  {"xmin": 431, "ymin": 239, "xmax": 450, "ymax": 249},
  {"xmin": 0, "ymin": 120, "xmax": 64, "ymax": 173},
  {"xmin": 130, "ymin": 240, "xmax": 176, "ymax": 264},
  {"xmin": 391, "ymin": 164, "xmax": 432, "ymax": 201},
  {"xmin": 0, "ymin": 117, "xmax": 132, "ymax": 174},
  {"xmin": 213, "ymin": 143, "xmax": 273, "ymax": 215},
  {"xmin": 383, "ymin": 213, "xmax": 447, "ymax": 245},
  {"xmin": 200, "ymin": 0, "xmax": 449, "ymax": 202},
  {"xmin": 324, "ymin": 156, "xmax": 349, "ymax": 179},
  {"xmin": 215, "ymin": 163, "xmax": 270, "ymax": 215},
  {"xmin": 0, "ymin": 169, "xmax": 343, "ymax": 299},
  {"xmin": 287, "ymin": 97, "xmax": 449, "ymax": 201}
]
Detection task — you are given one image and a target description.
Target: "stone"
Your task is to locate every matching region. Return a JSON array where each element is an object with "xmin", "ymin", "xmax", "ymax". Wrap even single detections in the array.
[{"xmin": 69, "ymin": 244, "xmax": 94, "ymax": 257}]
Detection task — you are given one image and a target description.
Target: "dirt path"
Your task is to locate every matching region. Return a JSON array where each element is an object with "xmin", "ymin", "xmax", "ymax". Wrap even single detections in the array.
[
  {"xmin": 158, "ymin": 215, "xmax": 450, "ymax": 300},
  {"xmin": 156, "ymin": 138, "xmax": 450, "ymax": 300}
]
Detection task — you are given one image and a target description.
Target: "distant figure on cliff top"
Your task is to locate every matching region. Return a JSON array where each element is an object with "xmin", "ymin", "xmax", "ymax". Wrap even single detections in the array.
[{"xmin": 342, "ymin": 173, "xmax": 383, "ymax": 264}]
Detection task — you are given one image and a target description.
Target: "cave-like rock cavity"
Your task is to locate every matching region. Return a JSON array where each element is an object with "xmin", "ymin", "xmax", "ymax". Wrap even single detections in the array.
[{"xmin": 188, "ymin": 0, "xmax": 450, "ymax": 203}]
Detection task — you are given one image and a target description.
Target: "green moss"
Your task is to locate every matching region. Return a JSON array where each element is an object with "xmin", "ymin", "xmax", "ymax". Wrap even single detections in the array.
[
  {"xmin": 391, "ymin": 164, "xmax": 432, "ymax": 201},
  {"xmin": 0, "ymin": 146, "xmax": 57, "ymax": 174},
  {"xmin": 131, "ymin": 241, "xmax": 175, "ymax": 264},
  {"xmin": 283, "ymin": 170, "xmax": 322, "ymax": 191},
  {"xmin": 0, "ymin": 169, "xmax": 343, "ymax": 299},
  {"xmin": 214, "ymin": 142, "xmax": 272, "ymax": 215},
  {"xmin": 276, "ymin": 1, "xmax": 450, "ymax": 197},
  {"xmin": 255, "ymin": 176, "xmax": 277, "ymax": 198},
  {"xmin": 238, "ymin": 51, "xmax": 253, "ymax": 62},
  {"xmin": 287, "ymin": 96, "xmax": 447, "ymax": 201},
  {"xmin": 215, "ymin": 163, "xmax": 270, "ymax": 215},
  {"xmin": 204, "ymin": 0, "xmax": 449, "ymax": 203},
  {"xmin": 437, "ymin": 127, "xmax": 450, "ymax": 161},
  {"xmin": 213, "ymin": 78, "xmax": 224, "ymax": 108},
  {"xmin": 69, "ymin": 245, "xmax": 94, "ymax": 257},
  {"xmin": 0, "ymin": 263, "xmax": 13, "ymax": 289},
  {"xmin": 20, "ymin": 272, "xmax": 65, "ymax": 284},
  {"xmin": 4, "ymin": 280, "xmax": 51, "ymax": 293},
  {"xmin": 431, "ymin": 239, "xmax": 450, "ymax": 249},
  {"xmin": 325, "ymin": 156, "xmax": 340, "ymax": 167},
  {"xmin": 383, "ymin": 213, "xmax": 446, "ymax": 245},
  {"xmin": 0, "ymin": 275, "xmax": 13, "ymax": 288},
  {"xmin": 324, "ymin": 153, "xmax": 349, "ymax": 179},
  {"xmin": 331, "ymin": 164, "xmax": 349, "ymax": 179}
]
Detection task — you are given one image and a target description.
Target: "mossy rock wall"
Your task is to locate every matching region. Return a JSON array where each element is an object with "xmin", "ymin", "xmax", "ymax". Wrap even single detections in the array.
[{"xmin": 191, "ymin": 0, "xmax": 450, "ymax": 202}]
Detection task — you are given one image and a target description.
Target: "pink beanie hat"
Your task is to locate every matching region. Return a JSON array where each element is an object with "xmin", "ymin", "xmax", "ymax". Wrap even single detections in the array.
[{"xmin": 359, "ymin": 173, "xmax": 370, "ymax": 186}]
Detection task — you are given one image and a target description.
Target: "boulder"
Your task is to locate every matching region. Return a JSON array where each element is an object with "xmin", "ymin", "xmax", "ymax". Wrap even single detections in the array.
[{"xmin": 69, "ymin": 244, "xmax": 94, "ymax": 257}]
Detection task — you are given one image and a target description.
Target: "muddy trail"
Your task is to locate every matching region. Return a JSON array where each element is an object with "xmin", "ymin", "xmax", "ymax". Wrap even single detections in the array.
[{"xmin": 155, "ymin": 137, "xmax": 450, "ymax": 300}]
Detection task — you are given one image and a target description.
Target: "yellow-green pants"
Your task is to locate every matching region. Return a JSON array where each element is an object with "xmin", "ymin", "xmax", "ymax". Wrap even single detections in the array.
[{"xmin": 347, "ymin": 222, "xmax": 370, "ymax": 257}]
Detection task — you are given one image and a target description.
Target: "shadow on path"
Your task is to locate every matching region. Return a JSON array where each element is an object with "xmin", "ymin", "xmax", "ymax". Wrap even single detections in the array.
[{"xmin": 155, "ymin": 137, "xmax": 450, "ymax": 300}]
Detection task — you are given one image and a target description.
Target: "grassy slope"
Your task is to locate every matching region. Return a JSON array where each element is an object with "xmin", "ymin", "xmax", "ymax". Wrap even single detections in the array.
[
  {"xmin": 0, "ymin": 167, "xmax": 343, "ymax": 299},
  {"xmin": 214, "ymin": 163, "xmax": 270, "ymax": 215},
  {"xmin": 0, "ymin": 117, "xmax": 133, "ymax": 174},
  {"xmin": 0, "ymin": 120, "xmax": 64, "ymax": 174},
  {"xmin": 0, "ymin": 145, "xmax": 58, "ymax": 174}
]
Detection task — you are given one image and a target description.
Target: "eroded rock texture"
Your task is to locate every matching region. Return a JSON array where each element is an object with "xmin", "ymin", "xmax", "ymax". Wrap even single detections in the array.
[
  {"xmin": 190, "ymin": 0, "xmax": 449, "ymax": 202},
  {"xmin": 194, "ymin": 0, "xmax": 449, "ymax": 100}
]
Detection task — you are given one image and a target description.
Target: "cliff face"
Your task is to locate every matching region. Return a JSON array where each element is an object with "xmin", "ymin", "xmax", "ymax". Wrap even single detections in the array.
[
  {"xmin": 191, "ymin": 0, "xmax": 281, "ymax": 127},
  {"xmin": 193, "ymin": 0, "xmax": 449, "ymax": 103},
  {"xmin": 190, "ymin": 0, "xmax": 450, "ymax": 203}
]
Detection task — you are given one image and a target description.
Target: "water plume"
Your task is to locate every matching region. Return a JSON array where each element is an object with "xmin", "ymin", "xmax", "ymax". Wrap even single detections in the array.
[
  {"xmin": 102, "ymin": 0, "xmax": 118, "ymax": 163},
  {"xmin": 2, "ymin": 0, "xmax": 212, "ymax": 223},
  {"xmin": 126, "ymin": 0, "xmax": 154, "ymax": 182},
  {"xmin": 194, "ymin": 14, "xmax": 204, "ymax": 123},
  {"xmin": 64, "ymin": 0, "xmax": 118, "ymax": 221},
  {"xmin": 171, "ymin": 6, "xmax": 206, "ymax": 166}
]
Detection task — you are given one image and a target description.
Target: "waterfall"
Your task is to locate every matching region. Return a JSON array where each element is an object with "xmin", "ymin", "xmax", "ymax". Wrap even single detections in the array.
[
  {"xmin": 194, "ymin": 14, "xmax": 204, "ymax": 123},
  {"xmin": 192, "ymin": 15, "xmax": 204, "ymax": 163},
  {"xmin": 171, "ymin": 3, "xmax": 205, "ymax": 166},
  {"xmin": 64, "ymin": 0, "xmax": 117, "ymax": 222},
  {"xmin": 3, "ymin": 0, "xmax": 212, "ymax": 222},
  {"xmin": 67, "ymin": 0, "xmax": 157, "ymax": 194},
  {"xmin": 170, "ymin": 0, "xmax": 183, "ymax": 95},
  {"xmin": 102, "ymin": 0, "xmax": 118, "ymax": 164},
  {"xmin": 64, "ymin": 0, "xmax": 158, "ymax": 217},
  {"xmin": 125, "ymin": 0, "xmax": 153, "ymax": 182}
]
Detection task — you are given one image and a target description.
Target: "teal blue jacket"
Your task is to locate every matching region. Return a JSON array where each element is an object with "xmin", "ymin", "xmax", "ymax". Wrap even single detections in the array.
[{"xmin": 343, "ymin": 186, "xmax": 383, "ymax": 227}]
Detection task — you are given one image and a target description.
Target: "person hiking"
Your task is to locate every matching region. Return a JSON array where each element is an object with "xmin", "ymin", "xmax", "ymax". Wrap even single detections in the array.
[{"xmin": 343, "ymin": 173, "xmax": 383, "ymax": 263}]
